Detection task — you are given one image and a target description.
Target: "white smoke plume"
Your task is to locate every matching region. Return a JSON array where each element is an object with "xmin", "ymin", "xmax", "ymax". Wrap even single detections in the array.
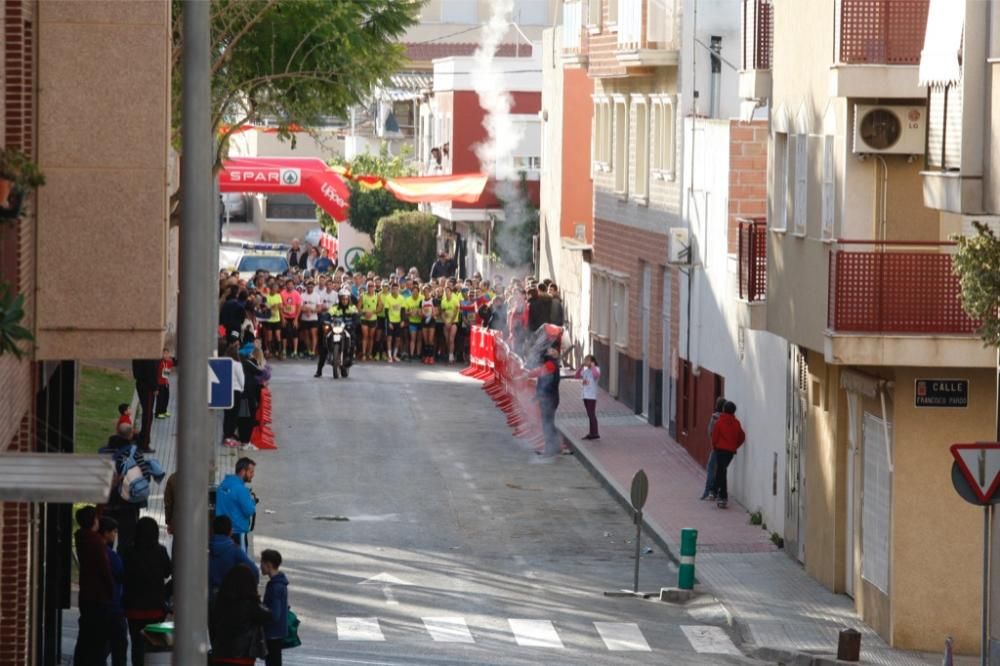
[{"xmin": 473, "ymin": 0, "xmax": 522, "ymax": 181}]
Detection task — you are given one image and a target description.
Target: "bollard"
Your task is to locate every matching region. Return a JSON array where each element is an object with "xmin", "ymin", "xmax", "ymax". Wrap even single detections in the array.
[
  {"xmin": 678, "ymin": 528, "xmax": 698, "ymax": 590},
  {"xmin": 837, "ymin": 628, "xmax": 861, "ymax": 662}
]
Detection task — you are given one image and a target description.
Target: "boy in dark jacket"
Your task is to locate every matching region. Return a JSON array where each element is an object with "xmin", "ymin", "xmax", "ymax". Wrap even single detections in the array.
[
  {"xmin": 74, "ymin": 506, "xmax": 114, "ymax": 666},
  {"xmin": 121, "ymin": 517, "xmax": 171, "ymax": 666},
  {"xmin": 99, "ymin": 517, "xmax": 128, "ymax": 666},
  {"xmin": 209, "ymin": 516, "xmax": 259, "ymax": 598},
  {"xmin": 261, "ymin": 549, "xmax": 289, "ymax": 666},
  {"xmin": 711, "ymin": 401, "xmax": 746, "ymax": 509}
]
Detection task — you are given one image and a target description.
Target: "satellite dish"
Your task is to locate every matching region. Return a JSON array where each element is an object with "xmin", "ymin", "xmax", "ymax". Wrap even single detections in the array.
[{"xmin": 858, "ymin": 108, "xmax": 901, "ymax": 151}]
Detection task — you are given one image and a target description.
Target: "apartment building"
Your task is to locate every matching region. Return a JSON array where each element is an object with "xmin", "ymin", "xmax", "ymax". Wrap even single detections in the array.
[
  {"xmin": 539, "ymin": 25, "xmax": 594, "ymax": 366},
  {"xmin": 915, "ymin": 0, "xmax": 1000, "ymax": 654},
  {"xmin": 746, "ymin": 0, "xmax": 991, "ymax": 652},
  {"xmin": 0, "ymin": 2, "xmax": 171, "ymax": 662}
]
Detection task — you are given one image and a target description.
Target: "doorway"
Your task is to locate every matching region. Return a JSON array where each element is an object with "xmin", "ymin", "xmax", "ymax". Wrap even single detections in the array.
[
  {"xmin": 785, "ymin": 346, "xmax": 808, "ymax": 563},
  {"xmin": 640, "ymin": 263, "xmax": 652, "ymax": 418}
]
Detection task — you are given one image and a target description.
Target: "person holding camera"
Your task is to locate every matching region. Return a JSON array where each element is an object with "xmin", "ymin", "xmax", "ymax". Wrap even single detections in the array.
[{"xmin": 215, "ymin": 457, "xmax": 259, "ymax": 552}]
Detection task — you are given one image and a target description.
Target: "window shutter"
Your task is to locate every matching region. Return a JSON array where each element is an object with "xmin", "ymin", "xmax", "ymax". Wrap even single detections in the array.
[
  {"xmin": 793, "ymin": 134, "xmax": 807, "ymax": 236},
  {"xmin": 821, "ymin": 135, "xmax": 835, "ymax": 240}
]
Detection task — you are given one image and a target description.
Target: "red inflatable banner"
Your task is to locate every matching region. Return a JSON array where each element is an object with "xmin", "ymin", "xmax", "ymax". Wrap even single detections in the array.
[{"xmin": 220, "ymin": 157, "xmax": 490, "ymax": 222}]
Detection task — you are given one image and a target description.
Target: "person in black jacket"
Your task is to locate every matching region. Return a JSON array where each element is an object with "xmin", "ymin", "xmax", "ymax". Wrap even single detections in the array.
[
  {"xmin": 121, "ymin": 517, "xmax": 171, "ymax": 666},
  {"xmin": 238, "ymin": 345, "xmax": 264, "ymax": 446},
  {"xmin": 547, "ymin": 283, "xmax": 565, "ymax": 327},
  {"xmin": 131, "ymin": 358, "xmax": 159, "ymax": 452},
  {"xmin": 210, "ymin": 564, "xmax": 271, "ymax": 665},
  {"xmin": 74, "ymin": 506, "xmax": 114, "ymax": 666}
]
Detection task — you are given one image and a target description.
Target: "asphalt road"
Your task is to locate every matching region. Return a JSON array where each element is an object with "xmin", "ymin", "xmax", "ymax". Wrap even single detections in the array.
[{"xmin": 244, "ymin": 359, "xmax": 754, "ymax": 665}]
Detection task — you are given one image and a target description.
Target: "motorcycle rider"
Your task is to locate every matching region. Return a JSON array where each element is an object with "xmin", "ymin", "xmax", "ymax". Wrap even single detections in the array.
[{"xmin": 314, "ymin": 288, "xmax": 359, "ymax": 378}]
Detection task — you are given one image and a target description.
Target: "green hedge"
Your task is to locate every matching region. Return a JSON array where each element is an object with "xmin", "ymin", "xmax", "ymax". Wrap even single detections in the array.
[{"xmin": 374, "ymin": 211, "xmax": 437, "ymax": 276}]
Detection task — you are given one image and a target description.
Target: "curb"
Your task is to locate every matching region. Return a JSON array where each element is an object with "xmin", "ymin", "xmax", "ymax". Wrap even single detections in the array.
[{"xmin": 556, "ymin": 422, "xmax": 681, "ymax": 568}]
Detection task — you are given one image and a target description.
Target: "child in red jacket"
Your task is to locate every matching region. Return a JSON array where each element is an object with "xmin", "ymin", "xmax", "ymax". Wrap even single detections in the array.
[{"xmin": 710, "ymin": 401, "xmax": 746, "ymax": 509}]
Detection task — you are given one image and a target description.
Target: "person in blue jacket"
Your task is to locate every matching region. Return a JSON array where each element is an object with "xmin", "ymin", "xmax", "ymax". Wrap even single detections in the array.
[
  {"xmin": 261, "ymin": 549, "xmax": 290, "ymax": 666},
  {"xmin": 209, "ymin": 515, "xmax": 259, "ymax": 599},
  {"xmin": 215, "ymin": 457, "xmax": 258, "ymax": 551}
]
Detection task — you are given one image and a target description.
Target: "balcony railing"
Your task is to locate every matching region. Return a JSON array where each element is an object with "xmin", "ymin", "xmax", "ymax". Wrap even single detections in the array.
[
  {"xmin": 618, "ymin": 0, "xmax": 673, "ymax": 51},
  {"xmin": 741, "ymin": 0, "xmax": 772, "ymax": 70},
  {"xmin": 827, "ymin": 241, "xmax": 978, "ymax": 335},
  {"xmin": 562, "ymin": 0, "xmax": 583, "ymax": 53},
  {"xmin": 837, "ymin": 0, "xmax": 929, "ymax": 65},
  {"xmin": 738, "ymin": 218, "xmax": 767, "ymax": 302}
]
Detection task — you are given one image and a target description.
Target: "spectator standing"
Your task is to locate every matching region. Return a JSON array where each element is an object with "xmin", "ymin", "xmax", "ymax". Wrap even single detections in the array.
[
  {"xmin": 154, "ymin": 348, "xmax": 174, "ymax": 419},
  {"xmin": 304, "ymin": 245, "xmax": 319, "ymax": 274},
  {"xmin": 215, "ymin": 457, "xmax": 258, "ymax": 551},
  {"xmin": 210, "ymin": 516, "xmax": 260, "ymax": 598},
  {"xmin": 526, "ymin": 286, "xmax": 551, "ymax": 334},
  {"xmin": 700, "ymin": 397, "xmax": 727, "ymax": 501},
  {"xmin": 286, "ymin": 239, "xmax": 305, "ymax": 271},
  {"xmin": 209, "ymin": 565, "xmax": 271, "ymax": 665},
  {"xmin": 99, "ymin": 517, "xmax": 128, "ymax": 666},
  {"xmin": 116, "ymin": 403, "xmax": 132, "ymax": 429},
  {"xmin": 105, "ymin": 423, "xmax": 155, "ymax": 549},
  {"xmin": 220, "ymin": 289, "xmax": 248, "ymax": 340},
  {"xmin": 529, "ymin": 346, "xmax": 563, "ymax": 458},
  {"xmin": 314, "ymin": 247, "xmax": 334, "ymax": 274},
  {"xmin": 74, "ymin": 506, "xmax": 114, "ymax": 666},
  {"xmin": 222, "ymin": 344, "xmax": 246, "ymax": 448},
  {"xmin": 429, "ymin": 252, "xmax": 448, "ymax": 279},
  {"xmin": 121, "ymin": 517, "xmax": 172, "ymax": 666},
  {"xmin": 711, "ymin": 401, "xmax": 746, "ymax": 509},
  {"xmin": 261, "ymin": 549, "xmax": 290, "ymax": 666},
  {"xmin": 548, "ymin": 283, "xmax": 565, "ymax": 327},
  {"xmin": 131, "ymin": 358, "xmax": 159, "ymax": 453},
  {"xmin": 576, "ymin": 355, "xmax": 601, "ymax": 439}
]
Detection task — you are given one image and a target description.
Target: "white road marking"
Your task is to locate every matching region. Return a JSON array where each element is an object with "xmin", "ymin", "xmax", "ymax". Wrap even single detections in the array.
[
  {"xmin": 508, "ymin": 619, "xmax": 564, "ymax": 648},
  {"xmin": 337, "ymin": 617, "xmax": 385, "ymax": 641},
  {"xmin": 594, "ymin": 622, "xmax": 651, "ymax": 651},
  {"xmin": 422, "ymin": 617, "xmax": 475, "ymax": 643},
  {"xmin": 681, "ymin": 625, "xmax": 741, "ymax": 655}
]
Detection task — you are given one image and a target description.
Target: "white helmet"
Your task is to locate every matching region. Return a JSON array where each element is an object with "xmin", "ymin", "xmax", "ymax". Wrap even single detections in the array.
[{"xmin": 339, "ymin": 288, "xmax": 351, "ymax": 298}]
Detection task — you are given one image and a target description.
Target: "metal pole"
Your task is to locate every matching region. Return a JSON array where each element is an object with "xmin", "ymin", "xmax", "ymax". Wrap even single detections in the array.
[
  {"xmin": 175, "ymin": 0, "xmax": 213, "ymax": 663},
  {"xmin": 633, "ymin": 512, "xmax": 642, "ymax": 593},
  {"xmin": 985, "ymin": 504, "xmax": 992, "ymax": 666}
]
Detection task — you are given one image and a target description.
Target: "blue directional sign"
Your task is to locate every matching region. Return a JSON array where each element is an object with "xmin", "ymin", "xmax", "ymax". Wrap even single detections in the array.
[{"xmin": 208, "ymin": 358, "xmax": 235, "ymax": 410}]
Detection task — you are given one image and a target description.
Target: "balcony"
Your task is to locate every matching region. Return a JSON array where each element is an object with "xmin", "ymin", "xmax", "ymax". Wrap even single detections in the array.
[
  {"xmin": 616, "ymin": 0, "xmax": 678, "ymax": 69},
  {"xmin": 738, "ymin": 0, "xmax": 772, "ymax": 101},
  {"xmin": 829, "ymin": 0, "xmax": 928, "ymax": 99},
  {"xmin": 824, "ymin": 240, "xmax": 992, "ymax": 368},
  {"xmin": 561, "ymin": 1, "xmax": 587, "ymax": 67},
  {"xmin": 736, "ymin": 218, "xmax": 767, "ymax": 331}
]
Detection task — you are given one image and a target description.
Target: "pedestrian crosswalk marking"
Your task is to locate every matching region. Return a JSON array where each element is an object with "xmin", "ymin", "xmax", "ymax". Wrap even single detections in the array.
[
  {"xmin": 422, "ymin": 616, "xmax": 475, "ymax": 643},
  {"xmin": 594, "ymin": 622, "xmax": 652, "ymax": 651},
  {"xmin": 337, "ymin": 617, "xmax": 385, "ymax": 641},
  {"xmin": 508, "ymin": 619, "xmax": 565, "ymax": 648},
  {"xmin": 681, "ymin": 625, "xmax": 741, "ymax": 655}
]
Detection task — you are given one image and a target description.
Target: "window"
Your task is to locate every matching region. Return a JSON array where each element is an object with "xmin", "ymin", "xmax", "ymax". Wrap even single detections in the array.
[
  {"xmin": 633, "ymin": 96, "xmax": 649, "ymax": 200},
  {"xmin": 587, "ymin": 0, "xmax": 601, "ymax": 27},
  {"xmin": 592, "ymin": 273, "xmax": 610, "ymax": 338},
  {"xmin": 608, "ymin": 0, "xmax": 619, "ymax": 24},
  {"xmin": 441, "ymin": 0, "xmax": 478, "ymax": 24},
  {"xmin": 651, "ymin": 96, "xmax": 675, "ymax": 178},
  {"xmin": 612, "ymin": 280, "xmax": 628, "ymax": 347},
  {"xmin": 508, "ymin": 115, "xmax": 542, "ymax": 177},
  {"xmin": 513, "ymin": 0, "xmax": 548, "ymax": 25},
  {"xmin": 821, "ymin": 135, "xmax": 835, "ymax": 240},
  {"xmin": 613, "ymin": 97, "xmax": 628, "ymax": 194},
  {"xmin": 592, "ymin": 97, "xmax": 611, "ymax": 168},
  {"xmin": 563, "ymin": 1, "xmax": 583, "ymax": 50},
  {"xmin": 771, "ymin": 132, "xmax": 787, "ymax": 230},
  {"xmin": 792, "ymin": 134, "xmax": 808, "ymax": 236}
]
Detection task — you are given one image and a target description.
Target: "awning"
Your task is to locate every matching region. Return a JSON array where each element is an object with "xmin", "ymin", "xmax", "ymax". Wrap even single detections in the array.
[
  {"xmin": 919, "ymin": 0, "xmax": 965, "ymax": 87},
  {"xmin": 0, "ymin": 454, "xmax": 114, "ymax": 503}
]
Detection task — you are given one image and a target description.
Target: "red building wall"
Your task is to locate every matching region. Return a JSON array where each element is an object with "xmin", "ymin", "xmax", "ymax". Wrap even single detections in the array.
[
  {"xmin": 447, "ymin": 90, "xmax": 542, "ymax": 210},
  {"xmin": 560, "ymin": 68, "xmax": 593, "ymax": 241}
]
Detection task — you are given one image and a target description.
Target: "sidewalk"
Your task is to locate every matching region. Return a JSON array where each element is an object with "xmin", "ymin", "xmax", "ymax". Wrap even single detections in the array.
[{"xmin": 555, "ymin": 379, "xmax": 964, "ymax": 666}]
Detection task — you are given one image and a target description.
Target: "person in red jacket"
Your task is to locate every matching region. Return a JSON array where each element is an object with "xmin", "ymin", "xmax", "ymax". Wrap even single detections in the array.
[{"xmin": 711, "ymin": 401, "xmax": 746, "ymax": 509}]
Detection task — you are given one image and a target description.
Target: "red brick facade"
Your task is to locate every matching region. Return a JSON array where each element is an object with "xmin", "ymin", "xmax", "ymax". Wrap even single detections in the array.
[
  {"xmin": 727, "ymin": 121, "xmax": 768, "ymax": 254},
  {"xmin": 1, "ymin": 1, "xmax": 37, "ymax": 663}
]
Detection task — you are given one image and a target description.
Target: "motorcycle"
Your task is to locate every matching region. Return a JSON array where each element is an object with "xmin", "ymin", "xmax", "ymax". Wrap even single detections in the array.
[{"xmin": 324, "ymin": 317, "xmax": 353, "ymax": 379}]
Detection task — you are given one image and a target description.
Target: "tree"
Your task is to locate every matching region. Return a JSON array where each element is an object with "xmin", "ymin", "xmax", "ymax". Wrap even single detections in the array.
[
  {"xmin": 374, "ymin": 211, "xmax": 437, "ymax": 276},
  {"xmin": 953, "ymin": 221, "xmax": 1000, "ymax": 346},
  {"xmin": 170, "ymin": 0, "xmax": 419, "ymax": 173},
  {"xmin": 325, "ymin": 146, "xmax": 417, "ymax": 240}
]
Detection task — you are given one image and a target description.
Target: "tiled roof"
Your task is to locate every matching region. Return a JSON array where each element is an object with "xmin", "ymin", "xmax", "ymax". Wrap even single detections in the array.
[{"xmin": 404, "ymin": 42, "xmax": 533, "ymax": 62}]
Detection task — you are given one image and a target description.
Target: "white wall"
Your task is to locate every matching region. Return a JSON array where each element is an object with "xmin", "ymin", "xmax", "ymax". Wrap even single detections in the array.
[
  {"xmin": 539, "ymin": 27, "xmax": 563, "ymax": 281},
  {"xmin": 433, "ymin": 51, "xmax": 544, "ymax": 93},
  {"xmin": 678, "ymin": 0, "xmax": 741, "ymax": 120},
  {"xmin": 681, "ymin": 118, "xmax": 789, "ymax": 533}
]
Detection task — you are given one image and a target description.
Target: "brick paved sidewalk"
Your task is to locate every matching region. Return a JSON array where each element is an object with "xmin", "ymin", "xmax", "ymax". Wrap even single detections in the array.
[{"xmin": 554, "ymin": 378, "xmax": 966, "ymax": 666}]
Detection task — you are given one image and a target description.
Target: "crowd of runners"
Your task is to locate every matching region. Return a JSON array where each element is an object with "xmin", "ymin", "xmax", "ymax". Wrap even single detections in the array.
[{"xmin": 217, "ymin": 251, "xmax": 567, "ymax": 370}]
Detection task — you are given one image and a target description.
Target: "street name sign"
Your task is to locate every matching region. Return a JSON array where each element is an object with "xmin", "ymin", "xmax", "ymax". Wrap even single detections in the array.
[
  {"xmin": 208, "ymin": 358, "xmax": 235, "ymax": 410},
  {"xmin": 950, "ymin": 443, "xmax": 1000, "ymax": 504},
  {"xmin": 915, "ymin": 379, "xmax": 968, "ymax": 408}
]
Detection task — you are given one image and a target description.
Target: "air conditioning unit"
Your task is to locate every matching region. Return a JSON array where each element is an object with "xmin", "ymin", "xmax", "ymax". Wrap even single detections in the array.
[
  {"xmin": 852, "ymin": 104, "xmax": 926, "ymax": 155},
  {"xmin": 667, "ymin": 227, "xmax": 690, "ymax": 264}
]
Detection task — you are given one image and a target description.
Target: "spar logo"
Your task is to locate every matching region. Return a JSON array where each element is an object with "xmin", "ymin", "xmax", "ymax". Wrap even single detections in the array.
[{"xmin": 279, "ymin": 168, "xmax": 301, "ymax": 186}]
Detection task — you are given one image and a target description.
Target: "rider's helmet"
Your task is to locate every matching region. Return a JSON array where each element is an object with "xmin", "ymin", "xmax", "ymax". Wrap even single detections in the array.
[{"xmin": 338, "ymin": 288, "xmax": 351, "ymax": 299}]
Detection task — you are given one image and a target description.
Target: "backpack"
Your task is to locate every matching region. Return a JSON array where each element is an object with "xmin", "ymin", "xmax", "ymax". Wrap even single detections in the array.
[{"xmin": 118, "ymin": 445, "xmax": 150, "ymax": 504}]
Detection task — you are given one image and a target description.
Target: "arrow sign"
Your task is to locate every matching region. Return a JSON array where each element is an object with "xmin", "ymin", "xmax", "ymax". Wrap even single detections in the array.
[
  {"xmin": 359, "ymin": 573, "xmax": 412, "ymax": 606},
  {"xmin": 208, "ymin": 358, "xmax": 235, "ymax": 410},
  {"xmin": 950, "ymin": 443, "xmax": 1000, "ymax": 504}
]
